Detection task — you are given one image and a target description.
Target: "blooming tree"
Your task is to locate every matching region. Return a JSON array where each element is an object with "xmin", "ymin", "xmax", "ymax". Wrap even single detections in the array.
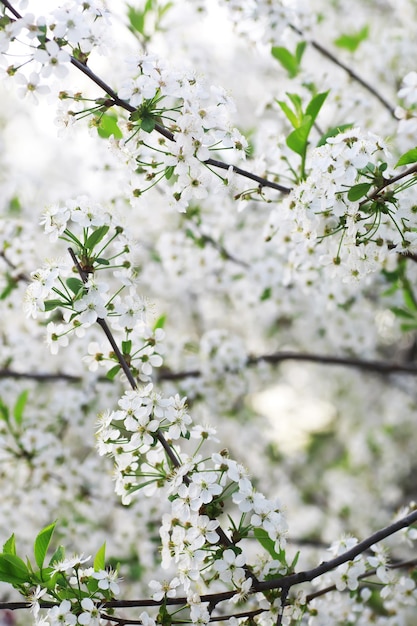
[{"xmin": 1, "ymin": 0, "xmax": 417, "ymax": 625}]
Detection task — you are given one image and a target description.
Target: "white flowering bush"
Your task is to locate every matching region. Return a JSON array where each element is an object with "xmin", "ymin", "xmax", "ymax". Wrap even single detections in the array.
[{"xmin": 1, "ymin": 0, "xmax": 417, "ymax": 625}]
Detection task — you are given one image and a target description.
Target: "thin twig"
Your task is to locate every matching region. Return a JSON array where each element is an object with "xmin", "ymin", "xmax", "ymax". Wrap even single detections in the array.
[
  {"xmin": 3, "ymin": 349, "xmax": 417, "ymax": 385},
  {"xmin": 360, "ymin": 163, "xmax": 417, "ymax": 206},
  {"xmin": 289, "ymin": 23, "xmax": 395, "ymax": 117}
]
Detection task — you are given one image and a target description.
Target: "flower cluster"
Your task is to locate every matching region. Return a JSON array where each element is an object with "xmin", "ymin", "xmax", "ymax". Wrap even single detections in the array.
[
  {"xmin": 264, "ymin": 128, "xmax": 403, "ymax": 284},
  {"xmin": 112, "ymin": 52, "xmax": 248, "ymax": 212},
  {"xmin": 215, "ymin": 0, "xmax": 310, "ymax": 46},
  {"xmin": 97, "ymin": 379, "xmax": 288, "ymax": 603}
]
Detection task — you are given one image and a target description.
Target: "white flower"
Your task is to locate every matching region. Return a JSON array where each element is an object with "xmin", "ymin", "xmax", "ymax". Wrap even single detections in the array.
[
  {"xmin": 15, "ymin": 72, "xmax": 50, "ymax": 103},
  {"xmin": 73, "ymin": 283, "xmax": 108, "ymax": 326},
  {"xmin": 51, "ymin": 554, "xmax": 90, "ymax": 574},
  {"xmin": 398, "ymin": 71, "xmax": 417, "ymax": 106},
  {"xmin": 46, "ymin": 322, "xmax": 70, "ymax": 354},
  {"xmin": 191, "ymin": 472, "xmax": 222, "ymax": 505},
  {"xmin": 148, "ymin": 577, "xmax": 180, "ymax": 602},
  {"xmin": 28, "ymin": 585, "xmax": 47, "ymax": 618},
  {"xmin": 212, "ymin": 549, "xmax": 246, "ymax": 583},
  {"xmin": 48, "ymin": 599, "xmax": 77, "ymax": 626},
  {"xmin": 77, "ymin": 598, "xmax": 101, "ymax": 626},
  {"xmin": 92, "ymin": 569, "xmax": 121, "ymax": 596},
  {"xmin": 33, "ymin": 40, "xmax": 70, "ymax": 78}
]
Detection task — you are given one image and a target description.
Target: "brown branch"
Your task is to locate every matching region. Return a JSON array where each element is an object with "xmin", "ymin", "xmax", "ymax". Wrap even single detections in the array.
[
  {"xmin": 360, "ymin": 163, "xmax": 417, "ymax": 206},
  {"xmin": 255, "ymin": 508, "xmax": 417, "ymax": 593},
  {"xmin": 3, "ymin": 349, "xmax": 417, "ymax": 385},
  {"xmin": 2, "ymin": 510, "xmax": 413, "ymax": 616},
  {"xmin": 305, "ymin": 556, "xmax": 417, "ymax": 603}
]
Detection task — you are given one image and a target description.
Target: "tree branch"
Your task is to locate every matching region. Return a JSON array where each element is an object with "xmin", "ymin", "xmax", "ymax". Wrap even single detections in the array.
[
  {"xmin": 289, "ymin": 23, "xmax": 395, "ymax": 118},
  {"xmin": 3, "ymin": 350, "xmax": 417, "ymax": 385}
]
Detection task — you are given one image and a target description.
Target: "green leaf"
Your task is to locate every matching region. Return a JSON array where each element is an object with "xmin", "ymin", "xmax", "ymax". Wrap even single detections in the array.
[
  {"xmin": 44, "ymin": 299, "xmax": 64, "ymax": 312},
  {"xmin": 140, "ymin": 116, "xmax": 156, "ymax": 133},
  {"xmin": 94, "ymin": 543, "xmax": 106, "ymax": 572},
  {"xmin": 286, "ymin": 117, "xmax": 312, "ymax": 156},
  {"xmin": 347, "ymin": 182, "xmax": 372, "ymax": 201},
  {"xmin": 0, "ymin": 554, "xmax": 29, "ymax": 585},
  {"xmin": 295, "ymin": 41, "xmax": 307, "ymax": 64},
  {"xmin": 253, "ymin": 528, "xmax": 287, "ymax": 565},
  {"xmin": 260, "ymin": 287, "xmax": 272, "ymax": 301},
  {"xmin": 106, "ymin": 365, "xmax": 121, "ymax": 380},
  {"xmin": 3, "ymin": 535, "xmax": 16, "ymax": 556},
  {"xmin": 49, "ymin": 545, "xmax": 65, "ymax": 567},
  {"xmin": 400, "ymin": 322, "xmax": 417, "ymax": 331},
  {"xmin": 271, "ymin": 46, "xmax": 299, "ymax": 78},
  {"xmin": 66, "ymin": 277, "xmax": 84, "ymax": 296},
  {"xmin": 317, "ymin": 123, "xmax": 354, "ymax": 147},
  {"xmin": 13, "ymin": 390, "xmax": 28, "ymax": 427},
  {"xmin": 0, "ymin": 274, "xmax": 18, "ymax": 300},
  {"xmin": 276, "ymin": 100, "xmax": 300, "ymax": 129},
  {"xmin": 127, "ymin": 5, "xmax": 145, "ymax": 35},
  {"xmin": 286, "ymin": 93, "xmax": 303, "ymax": 115},
  {"xmin": 403, "ymin": 284, "xmax": 417, "ymax": 311},
  {"xmin": 390, "ymin": 306, "xmax": 416, "ymax": 320},
  {"xmin": 165, "ymin": 166, "xmax": 175, "ymax": 180},
  {"xmin": 0, "ymin": 399, "xmax": 9, "ymax": 424},
  {"xmin": 290, "ymin": 550, "xmax": 300, "ymax": 571},
  {"xmin": 122, "ymin": 340, "xmax": 132, "ymax": 355},
  {"xmin": 95, "ymin": 257, "xmax": 110, "ymax": 266},
  {"xmin": 34, "ymin": 523, "xmax": 56, "ymax": 570},
  {"xmin": 395, "ymin": 148, "xmax": 417, "ymax": 168},
  {"xmin": 85, "ymin": 225, "xmax": 110, "ymax": 251},
  {"xmin": 97, "ymin": 113, "xmax": 123, "ymax": 139},
  {"xmin": 334, "ymin": 25, "xmax": 369, "ymax": 53},
  {"xmin": 305, "ymin": 91, "xmax": 329, "ymax": 125},
  {"xmin": 153, "ymin": 314, "xmax": 166, "ymax": 330}
]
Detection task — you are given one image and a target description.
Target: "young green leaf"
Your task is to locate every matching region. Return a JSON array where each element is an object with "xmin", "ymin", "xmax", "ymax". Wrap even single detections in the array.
[
  {"xmin": 153, "ymin": 314, "xmax": 166, "ymax": 330},
  {"xmin": 13, "ymin": 390, "xmax": 28, "ymax": 427},
  {"xmin": 0, "ymin": 399, "xmax": 9, "ymax": 425},
  {"xmin": 395, "ymin": 148, "xmax": 417, "ymax": 168},
  {"xmin": 34, "ymin": 522, "xmax": 56, "ymax": 570},
  {"xmin": 44, "ymin": 299, "xmax": 63, "ymax": 312},
  {"xmin": 271, "ymin": 46, "xmax": 299, "ymax": 78},
  {"xmin": 140, "ymin": 116, "xmax": 156, "ymax": 133},
  {"xmin": 122, "ymin": 340, "xmax": 132, "ymax": 355},
  {"xmin": 390, "ymin": 306, "xmax": 416, "ymax": 320},
  {"xmin": 0, "ymin": 274, "xmax": 18, "ymax": 301},
  {"xmin": 94, "ymin": 543, "xmax": 106, "ymax": 572},
  {"xmin": 0, "ymin": 554, "xmax": 30, "ymax": 585},
  {"xmin": 334, "ymin": 25, "xmax": 369, "ymax": 53},
  {"xmin": 295, "ymin": 41, "xmax": 307, "ymax": 64},
  {"xmin": 347, "ymin": 182, "xmax": 372, "ymax": 201},
  {"xmin": 403, "ymin": 283, "xmax": 417, "ymax": 311},
  {"xmin": 2, "ymin": 535, "xmax": 16, "ymax": 556},
  {"xmin": 276, "ymin": 100, "xmax": 300, "ymax": 129},
  {"xmin": 165, "ymin": 166, "xmax": 175, "ymax": 180},
  {"xmin": 49, "ymin": 545, "xmax": 65, "ymax": 567},
  {"xmin": 106, "ymin": 365, "xmax": 121, "ymax": 380},
  {"xmin": 286, "ymin": 117, "xmax": 312, "ymax": 156},
  {"xmin": 305, "ymin": 91, "xmax": 329, "ymax": 125},
  {"xmin": 66, "ymin": 277, "xmax": 84, "ymax": 296},
  {"xmin": 85, "ymin": 225, "xmax": 110, "ymax": 251},
  {"xmin": 127, "ymin": 5, "xmax": 146, "ymax": 35},
  {"xmin": 97, "ymin": 113, "xmax": 123, "ymax": 140},
  {"xmin": 253, "ymin": 528, "xmax": 287, "ymax": 565}
]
